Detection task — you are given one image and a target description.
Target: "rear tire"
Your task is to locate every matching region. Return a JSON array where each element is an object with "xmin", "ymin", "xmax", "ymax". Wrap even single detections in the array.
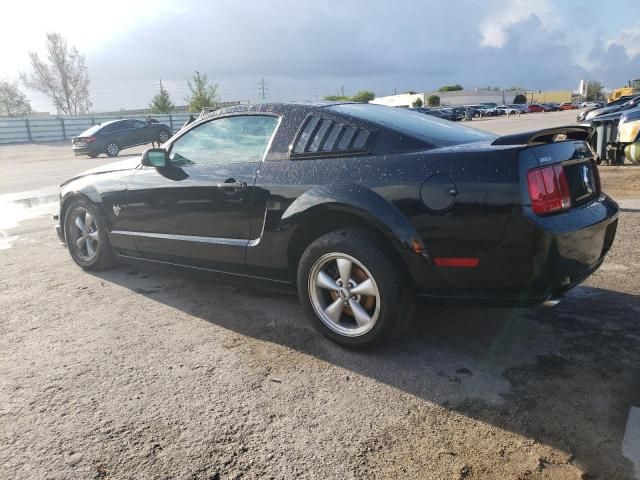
[
  {"xmin": 105, "ymin": 142, "xmax": 120, "ymax": 157},
  {"xmin": 158, "ymin": 129, "xmax": 170, "ymax": 144},
  {"xmin": 64, "ymin": 199, "xmax": 115, "ymax": 270},
  {"xmin": 297, "ymin": 228, "xmax": 414, "ymax": 348}
]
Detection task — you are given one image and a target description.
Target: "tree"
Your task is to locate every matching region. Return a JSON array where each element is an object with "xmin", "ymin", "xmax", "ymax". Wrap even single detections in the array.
[
  {"xmin": 0, "ymin": 80, "xmax": 32, "ymax": 116},
  {"xmin": 323, "ymin": 95, "xmax": 350, "ymax": 101},
  {"xmin": 149, "ymin": 80, "xmax": 175, "ymax": 114},
  {"xmin": 513, "ymin": 94, "xmax": 527, "ymax": 104},
  {"xmin": 185, "ymin": 71, "xmax": 218, "ymax": 113},
  {"xmin": 412, "ymin": 97, "xmax": 423, "ymax": 108},
  {"xmin": 21, "ymin": 32, "xmax": 91, "ymax": 115},
  {"xmin": 350, "ymin": 90, "xmax": 375, "ymax": 103},
  {"xmin": 586, "ymin": 81, "xmax": 604, "ymax": 101},
  {"xmin": 438, "ymin": 84, "xmax": 463, "ymax": 92},
  {"xmin": 427, "ymin": 95, "xmax": 440, "ymax": 107}
]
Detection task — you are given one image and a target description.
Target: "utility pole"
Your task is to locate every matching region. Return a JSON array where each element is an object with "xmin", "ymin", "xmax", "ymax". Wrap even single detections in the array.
[
  {"xmin": 339, "ymin": 85, "xmax": 345, "ymax": 97},
  {"xmin": 258, "ymin": 77, "xmax": 269, "ymax": 100},
  {"xmin": 393, "ymin": 88, "xmax": 397, "ymax": 95}
]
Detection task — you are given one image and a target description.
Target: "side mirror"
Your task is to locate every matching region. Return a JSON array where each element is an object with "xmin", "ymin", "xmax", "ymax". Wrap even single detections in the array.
[{"xmin": 141, "ymin": 148, "xmax": 169, "ymax": 168}]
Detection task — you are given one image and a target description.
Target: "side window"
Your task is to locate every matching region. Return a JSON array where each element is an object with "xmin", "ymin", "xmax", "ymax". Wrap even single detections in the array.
[
  {"xmin": 121, "ymin": 120, "xmax": 141, "ymax": 129},
  {"xmin": 168, "ymin": 115, "xmax": 279, "ymax": 166},
  {"xmin": 101, "ymin": 123, "xmax": 121, "ymax": 134},
  {"xmin": 130, "ymin": 120, "xmax": 146, "ymax": 129}
]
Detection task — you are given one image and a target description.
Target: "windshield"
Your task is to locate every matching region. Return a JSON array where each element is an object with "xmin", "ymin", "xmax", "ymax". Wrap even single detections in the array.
[{"xmin": 329, "ymin": 103, "xmax": 496, "ymax": 147}]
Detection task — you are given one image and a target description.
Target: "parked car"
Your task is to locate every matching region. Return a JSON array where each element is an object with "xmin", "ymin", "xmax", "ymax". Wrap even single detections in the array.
[
  {"xmin": 412, "ymin": 107, "xmax": 461, "ymax": 122},
  {"xmin": 577, "ymin": 95, "xmax": 640, "ymax": 122},
  {"xmin": 542, "ymin": 103, "xmax": 560, "ymax": 111},
  {"xmin": 461, "ymin": 105, "xmax": 482, "ymax": 118},
  {"xmin": 466, "ymin": 104, "xmax": 500, "ymax": 116},
  {"xmin": 497, "ymin": 105, "xmax": 519, "ymax": 114},
  {"xmin": 72, "ymin": 118, "xmax": 173, "ymax": 158},
  {"xmin": 508, "ymin": 104, "xmax": 528, "ymax": 113},
  {"xmin": 54, "ymin": 103, "xmax": 618, "ymax": 348},
  {"xmin": 559, "ymin": 103, "xmax": 578, "ymax": 110},
  {"xmin": 527, "ymin": 104, "xmax": 546, "ymax": 113}
]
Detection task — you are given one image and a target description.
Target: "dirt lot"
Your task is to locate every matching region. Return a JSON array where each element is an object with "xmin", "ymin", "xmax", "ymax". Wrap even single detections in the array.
[{"xmin": 1, "ymin": 111, "xmax": 639, "ymax": 479}]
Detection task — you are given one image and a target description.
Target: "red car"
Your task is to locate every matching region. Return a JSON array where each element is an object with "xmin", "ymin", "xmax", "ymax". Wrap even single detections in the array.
[
  {"xmin": 527, "ymin": 104, "xmax": 546, "ymax": 113},
  {"xmin": 559, "ymin": 102, "xmax": 578, "ymax": 110}
]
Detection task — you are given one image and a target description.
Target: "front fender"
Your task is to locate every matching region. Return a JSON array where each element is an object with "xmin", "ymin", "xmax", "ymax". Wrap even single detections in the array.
[{"xmin": 281, "ymin": 183, "xmax": 425, "ymax": 253}]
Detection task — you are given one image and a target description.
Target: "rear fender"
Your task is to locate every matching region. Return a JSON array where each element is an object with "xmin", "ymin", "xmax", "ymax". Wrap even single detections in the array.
[{"xmin": 281, "ymin": 184, "xmax": 425, "ymax": 254}]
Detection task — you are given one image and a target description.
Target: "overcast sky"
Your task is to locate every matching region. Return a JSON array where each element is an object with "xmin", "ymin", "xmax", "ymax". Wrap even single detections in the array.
[{"xmin": 1, "ymin": 0, "xmax": 639, "ymax": 112}]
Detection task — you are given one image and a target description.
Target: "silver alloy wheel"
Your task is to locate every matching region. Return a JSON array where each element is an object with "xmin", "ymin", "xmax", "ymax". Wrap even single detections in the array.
[
  {"xmin": 308, "ymin": 252, "xmax": 381, "ymax": 337},
  {"xmin": 69, "ymin": 208, "xmax": 99, "ymax": 260},
  {"xmin": 106, "ymin": 143, "xmax": 119, "ymax": 156},
  {"xmin": 158, "ymin": 130, "xmax": 170, "ymax": 143}
]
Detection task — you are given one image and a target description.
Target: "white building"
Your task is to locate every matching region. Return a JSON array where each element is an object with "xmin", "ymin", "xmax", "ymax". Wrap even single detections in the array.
[{"xmin": 371, "ymin": 90, "xmax": 523, "ymax": 107}]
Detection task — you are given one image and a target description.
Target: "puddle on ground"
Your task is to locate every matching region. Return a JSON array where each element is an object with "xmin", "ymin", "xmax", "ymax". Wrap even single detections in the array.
[{"xmin": 0, "ymin": 191, "xmax": 59, "ymax": 250}]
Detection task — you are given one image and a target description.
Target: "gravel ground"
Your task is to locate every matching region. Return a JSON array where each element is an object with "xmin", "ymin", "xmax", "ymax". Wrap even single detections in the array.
[{"xmin": 1, "ymin": 112, "xmax": 639, "ymax": 479}]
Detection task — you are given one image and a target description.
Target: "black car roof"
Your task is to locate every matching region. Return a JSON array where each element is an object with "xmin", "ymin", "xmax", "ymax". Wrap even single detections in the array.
[{"xmin": 203, "ymin": 101, "xmax": 356, "ymax": 119}]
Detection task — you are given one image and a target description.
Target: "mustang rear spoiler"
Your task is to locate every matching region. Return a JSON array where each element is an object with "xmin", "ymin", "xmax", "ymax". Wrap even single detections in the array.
[{"xmin": 491, "ymin": 126, "xmax": 593, "ymax": 146}]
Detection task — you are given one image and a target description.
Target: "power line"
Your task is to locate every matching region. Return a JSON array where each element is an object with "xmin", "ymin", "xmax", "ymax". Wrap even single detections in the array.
[{"xmin": 258, "ymin": 76, "xmax": 269, "ymax": 100}]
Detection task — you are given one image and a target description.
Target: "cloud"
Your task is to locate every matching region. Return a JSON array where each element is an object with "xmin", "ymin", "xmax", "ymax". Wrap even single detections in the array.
[
  {"xmin": 8, "ymin": 0, "xmax": 640, "ymax": 111},
  {"xmin": 479, "ymin": 0, "xmax": 552, "ymax": 48},
  {"xmin": 607, "ymin": 22, "xmax": 640, "ymax": 58}
]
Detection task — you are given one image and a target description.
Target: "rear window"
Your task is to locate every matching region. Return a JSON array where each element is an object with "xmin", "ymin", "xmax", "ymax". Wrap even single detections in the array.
[
  {"xmin": 78, "ymin": 124, "xmax": 103, "ymax": 136},
  {"xmin": 328, "ymin": 104, "xmax": 495, "ymax": 148}
]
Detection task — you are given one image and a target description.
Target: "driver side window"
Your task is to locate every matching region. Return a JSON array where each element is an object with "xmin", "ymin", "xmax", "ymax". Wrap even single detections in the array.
[{"xmin": 168, "ymin": 115, "xmax": 279, "ymax": 167}]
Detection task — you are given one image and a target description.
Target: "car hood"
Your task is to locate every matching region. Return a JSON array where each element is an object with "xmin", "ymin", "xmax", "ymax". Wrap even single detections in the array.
[
  {"xmin": 586, "ymin": 104, "xmax": 624, "ymax": 120},
  {"xmin": 60, "ymin": 156, "xmax": 141, "ymax": 187}
]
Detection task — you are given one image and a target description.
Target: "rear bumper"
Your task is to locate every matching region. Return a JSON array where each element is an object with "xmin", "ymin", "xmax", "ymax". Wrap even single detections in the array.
[
  {"xmin": 411, "ymin": 195, "xmax": 619, "ymax": 306},
  {"xmin": 72, "ymin": 144, "xmax": 99, "ymax": 156}
]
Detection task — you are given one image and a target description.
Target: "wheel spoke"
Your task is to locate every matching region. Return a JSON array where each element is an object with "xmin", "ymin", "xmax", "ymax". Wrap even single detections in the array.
[
  {"xmin": 74, "ymin": 215, "xmax": 85, "ymax": 231},
  {"xmin": 350, "ymin": 278, "xmax": 376, "ymax": 297},
  {"xmin": 348, "ymin": 300, "xmax": 372, "ymax": 327},
  {"xmin": 316, "ymin": 270, "xmax": 338, "ymax": 290},
  {"xmin": 86, "ymin": 239, "xmax": 96, "ymax": 257},
  {"xmin": 85, "ymin": 212, "xmax": 94, "ymax": 229},
  {"xmin": 76, "ymin": 236, "xmax": 86, "ymax": 250},
  {"xmin": 88, "ymin": 231, "xmax": 99, "ymax": 241},
  {"xmin": 336, "ymin": 258, "xmax": 352, "ymax": 286},
  {"xmin": 324, "ymin": 298, "xmax": 345, "ymax": 323}
]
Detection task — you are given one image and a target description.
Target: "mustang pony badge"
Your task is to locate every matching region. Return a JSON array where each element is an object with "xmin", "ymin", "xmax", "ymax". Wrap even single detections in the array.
[{"xmin": 113, "ymin": 204, "xmax": 123, "ymax": 216}]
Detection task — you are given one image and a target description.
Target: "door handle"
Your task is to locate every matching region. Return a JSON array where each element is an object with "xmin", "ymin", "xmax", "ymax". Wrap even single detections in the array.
[{"xmin": 217, "ymin": 180, "xmax": 247, "ymax": 190}]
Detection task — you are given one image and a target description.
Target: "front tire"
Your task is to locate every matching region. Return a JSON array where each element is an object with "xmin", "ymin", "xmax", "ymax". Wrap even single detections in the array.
[
  {"xmin": 64, "ymin": 199, "xmax": 115, "ymax": 270},
  {"xmin": 297, "ymin": 228, "xmax": 414, "ymax": 348},
  {"xmin": 88, "ymin": 153, "xmax": 99, "ymax": 158},
  {"xmin": 105, "ymin": 142, "xmax": 120, "ymax": 157}
]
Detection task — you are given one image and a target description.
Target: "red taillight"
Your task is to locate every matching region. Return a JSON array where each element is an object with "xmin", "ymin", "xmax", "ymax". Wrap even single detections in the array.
[
  {"xmin": 527, "ymin": 165, "xmax": 571, "ymax": 215},
  {"xmin": 434, "ymin": 257, "xmax": 479, "ymax": 267},
  {"xmin": 85, "ymin": 136, "xmax": 97, "ymax": 143}
]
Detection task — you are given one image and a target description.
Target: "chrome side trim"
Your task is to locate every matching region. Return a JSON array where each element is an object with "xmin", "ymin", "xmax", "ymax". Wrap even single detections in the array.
[
  {"xmin": 248, "ymin": 207, "xmax": 269, "ymax": 247},
  {"xmin": 110, "ymin": 230, "xmax": 249, "ymax": 247},
  {"xmin": 116, "ymin": 254, "xmax": 292, "ymax": 285}
]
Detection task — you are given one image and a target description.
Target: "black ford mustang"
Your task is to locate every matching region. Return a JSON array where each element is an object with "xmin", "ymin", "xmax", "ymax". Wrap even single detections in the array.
[{"xmin": 54, "ymin": 103, "xmax": 618, "ymax": 347}]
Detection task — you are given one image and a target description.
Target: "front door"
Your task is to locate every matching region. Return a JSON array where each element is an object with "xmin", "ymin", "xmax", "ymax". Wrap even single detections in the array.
[{"xmin": 113, "ymin": 114, "xmax": 280, "ymax": 272}]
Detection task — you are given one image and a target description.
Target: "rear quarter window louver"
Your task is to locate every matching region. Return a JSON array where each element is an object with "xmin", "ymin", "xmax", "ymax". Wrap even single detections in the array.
[{"xmin": 292, "ymin": 116, "xmax": 372, "ymax": 157}]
